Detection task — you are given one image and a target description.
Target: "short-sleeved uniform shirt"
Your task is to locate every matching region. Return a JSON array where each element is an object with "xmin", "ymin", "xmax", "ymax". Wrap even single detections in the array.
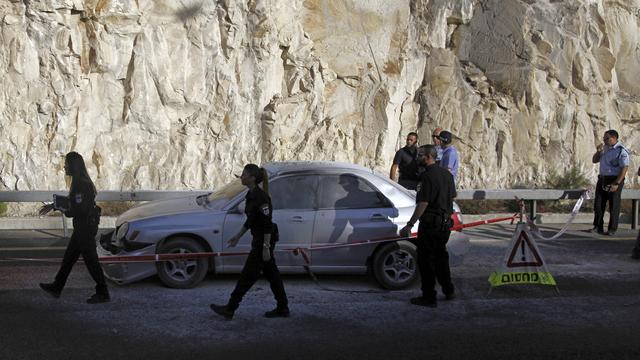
[
  {"xmin": 393, "ymin": 146, "xmax": 419, "ymax": 181},
  {"xmin": 416, "ymin": 164, "xmax": 456, "ymax": 225},
  {"xmin": 440, "ymin": 145, "xmax": 460, "ymax": 181},
  {"xmin": 244, "ymin": 187, "xmax": 274, "ymax": 247},
  {"xmin": 599, "ymin": 142, "xmax": 630, "ymax": 177}
]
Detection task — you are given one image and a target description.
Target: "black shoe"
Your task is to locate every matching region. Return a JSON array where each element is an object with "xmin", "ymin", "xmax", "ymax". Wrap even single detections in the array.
[
  {"xmin": 86, "ymin": 293, "xmax": 110, "ymax": 304},
  {"xmin": 607, "ymin": 231, "xmax": 616, "ymax": 236},
  {"xmin": 444, "ymin": 292, "xmax": 456, "ymax": 301},
  {"xmin": 264, "ymin": 307, "xmax": 290, "ymax": 318},
  {"xmin": 39, "ymin": 283, "xmax": 61, "ymax": 299},
  {"xmin": 210, "ymin": 304, "xmax": 234, "ymax": 320},
  {"xmin": 588, "ymin": 227, "xmax": 604, "ymax": 234},
  {"xmin": 410, "ymin": 296, "xmax": 437, "ymax": 308},
  {"xmin": 631, "ymin": 252, "xmax": 640, "ymax": 260}
]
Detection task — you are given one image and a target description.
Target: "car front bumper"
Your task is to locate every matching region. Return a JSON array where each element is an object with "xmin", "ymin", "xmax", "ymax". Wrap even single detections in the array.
[{"xmin": 96, "ymin": 235, "xmax": 158, "ymax": 285}]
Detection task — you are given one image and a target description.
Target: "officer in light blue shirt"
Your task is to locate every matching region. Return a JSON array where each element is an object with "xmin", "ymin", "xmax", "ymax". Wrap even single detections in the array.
[
  {"xmin": 591, "ymin": 129, "xmax": 630, "ymax": 235},
  {"xmin": 436, "ymin": 130, "xmax": 459, "ymax": 182}
]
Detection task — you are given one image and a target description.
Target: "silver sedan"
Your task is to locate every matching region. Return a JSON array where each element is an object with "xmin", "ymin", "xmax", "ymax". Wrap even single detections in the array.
[{"xmin": 97, "ymin": 161, "xmax": 469, "ymax": 289}]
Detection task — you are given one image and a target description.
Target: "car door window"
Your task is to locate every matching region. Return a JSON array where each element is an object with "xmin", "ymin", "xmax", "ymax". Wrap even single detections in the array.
[
  {"xmin": 318, "ymin": 174, "xmax": 389, "ymax": 209},
  {"xmin": 270, "ymin": 175, "xmax": 318, "ymax": 210}
]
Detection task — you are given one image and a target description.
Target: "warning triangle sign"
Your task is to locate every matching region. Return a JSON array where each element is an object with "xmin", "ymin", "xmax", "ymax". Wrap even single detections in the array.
[
  {"xmin": 506, "ymin": 230, "xmax": 543, "ymax": 267},
  {"xmin": 488, "ymin": 223, "xmax": 557, "ymax": 288}
]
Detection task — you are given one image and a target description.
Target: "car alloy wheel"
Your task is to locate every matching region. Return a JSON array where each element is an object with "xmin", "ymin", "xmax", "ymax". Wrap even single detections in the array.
[
  {"xmin": 156, "ymin": 237, "xmax": 208, "ymax": 288},
  {"xmin": 372, "ymin": 241, "xmax": 418, "ymax": 290}
]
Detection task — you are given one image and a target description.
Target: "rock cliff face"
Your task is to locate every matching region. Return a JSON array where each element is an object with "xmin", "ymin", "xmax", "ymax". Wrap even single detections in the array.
[{"xmin": 1, "ymin": 0, "xmax": 639, "ymax": 195}]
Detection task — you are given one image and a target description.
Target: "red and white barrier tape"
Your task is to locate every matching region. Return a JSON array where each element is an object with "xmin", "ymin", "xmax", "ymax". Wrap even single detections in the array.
[
  {"xmin": 1, "ymin": 213, "xmax": 521, "ymax": 264},
  {"xmin": 527, "ymin": 191, "xmax": 589, "ymax": 241}
]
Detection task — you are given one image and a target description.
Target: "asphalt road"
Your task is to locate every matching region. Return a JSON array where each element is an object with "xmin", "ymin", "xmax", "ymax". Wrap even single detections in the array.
[{"xmin": 1, "ymin": 224, "xmax": 640, "ymax": 360}]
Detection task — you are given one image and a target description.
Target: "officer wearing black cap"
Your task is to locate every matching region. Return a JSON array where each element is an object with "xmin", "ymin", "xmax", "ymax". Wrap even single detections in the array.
[
  {"xmin": 210, "ymin": 164, "xmax": 289, "ymax": 319},
  {"xmin": 436, "ymin": 130, "xmax": 459, "ymax": 183},
  {"xmin": 400, "ymin": 145, "xmax": 456, "ymax": 307},
  {"xmin": 390, "ymin": 132, "xmax": 420, "ymax": 190}
]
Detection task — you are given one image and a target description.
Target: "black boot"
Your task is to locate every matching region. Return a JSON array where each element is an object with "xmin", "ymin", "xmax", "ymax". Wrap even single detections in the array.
[
  {"xmin": 86, "ymin": 293, "xmax": 110, "ymax": 304},
  {"xmin": 39, "ymin": 283, "xmax": 61, "ymax": 299},
  {"xmin": 264, "ymin": 306, "xmax": 290, "ymax": 318},
  {"xmin": 210, "ymin": 304, "xmax": 234, "ymax": 320},
  {"xmin": 410, "ymin": 296, "xmax": 437, "ymax": 308}
]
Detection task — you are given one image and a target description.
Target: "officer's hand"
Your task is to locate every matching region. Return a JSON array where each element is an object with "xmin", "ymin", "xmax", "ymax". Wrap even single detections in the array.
[
  {"xmin": 227, "ymin": 235, "xmax": 240, "ymax": 248},
  {"xmin": 399, "ymin": 225, "xmax": 412, "ymax": 238},
  {"xmin": 38, "ymin": 203, "xmax": 54, "ymax": 216},
  {"xmin": 609, "ymin": 184, "xmax": 619, "ymax": 192},
  {"xmin": 262, "ymin": 245, "xmax": 271, "ymax": 262}
]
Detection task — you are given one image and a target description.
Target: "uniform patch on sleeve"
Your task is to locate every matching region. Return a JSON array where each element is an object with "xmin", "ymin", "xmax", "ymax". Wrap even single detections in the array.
[
  {"xmin": 261, "ymin": 204, "xmax": 270, "ymax": 216},
  {"xmin": 75, "ymin": 193, "xmax": 83, "ymax": 204},
  {"xmin": 416, "ymin": 183, "xmax": 422, "ymax": 193}
]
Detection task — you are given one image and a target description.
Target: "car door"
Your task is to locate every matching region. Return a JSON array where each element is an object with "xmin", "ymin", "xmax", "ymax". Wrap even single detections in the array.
[
  {"xmin": 269, "ymin": 174, "xmax": 318, "ymax": 270},
  {"xmin": 313, "ymin": 173, "xmax": 398, "ymax": 268},
  {"xmin": 221, "ymin": 175, "xmax": 318, "ymax": 272}
]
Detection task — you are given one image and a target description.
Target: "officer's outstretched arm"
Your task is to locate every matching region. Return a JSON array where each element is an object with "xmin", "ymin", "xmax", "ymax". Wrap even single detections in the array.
[
  {"xmin": 227, "ymin": 226, "xmax": 248, "ymax": 247},
  {"xmin": 400, "ymin": 202, "xmax": 428, "ymax": 237}
]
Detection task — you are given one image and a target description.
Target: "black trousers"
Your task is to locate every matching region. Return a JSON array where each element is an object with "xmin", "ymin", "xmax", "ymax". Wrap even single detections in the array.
[
  {"xmin": 54, "ymin": 227, "xmax": 108, "ymax": 296},
  {"xmin": 632, "ymin": 231, "xmax": 640, "ymax": 257},
  {"xmin": 593, "ymin": 176, "xmax": 624, "ymax": 232},
  {"xmin": 416, "ymin": 226, "xmax": 454, "ymax": 300},
  {"xmin": 228, "ymin": 247, "xmax": 288, "ymax": 311}
]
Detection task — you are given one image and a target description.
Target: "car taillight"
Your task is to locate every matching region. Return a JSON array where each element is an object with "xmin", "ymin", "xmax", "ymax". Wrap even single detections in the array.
[{"xmin": 451, "ymin": 212, "xmax": 463, "ymax": 230}]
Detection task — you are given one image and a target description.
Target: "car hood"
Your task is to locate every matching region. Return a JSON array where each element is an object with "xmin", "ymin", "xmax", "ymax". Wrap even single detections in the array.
[{"xmin": 117, "ymin": 195, "xmax": 208, "ymax": 225}]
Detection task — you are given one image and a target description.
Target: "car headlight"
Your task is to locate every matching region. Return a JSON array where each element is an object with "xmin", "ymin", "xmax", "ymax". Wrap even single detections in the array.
[{"xmin": 116, "ymin": 222, "xmax": 129, "ymax": 240}]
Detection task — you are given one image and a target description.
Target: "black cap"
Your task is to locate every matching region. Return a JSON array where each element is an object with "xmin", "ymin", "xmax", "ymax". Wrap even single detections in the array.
[{"xmin": 438, "ymin": 130, "xmax": 452, "ymax": 144}]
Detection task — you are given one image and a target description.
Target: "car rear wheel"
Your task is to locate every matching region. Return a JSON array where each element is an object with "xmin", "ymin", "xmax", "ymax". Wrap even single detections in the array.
[
  {"xmin": 372, "ymin": 241, "xmax": 418, "ymax": 290},
  {"xmin": 156, "ymin": 238, "xmax": 208, "ymax": 289}
]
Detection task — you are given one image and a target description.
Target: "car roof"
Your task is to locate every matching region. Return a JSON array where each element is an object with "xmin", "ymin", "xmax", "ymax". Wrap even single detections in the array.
[{"xmin": 262, "ymin": 161, "xmax": 374, "ymax": 176}]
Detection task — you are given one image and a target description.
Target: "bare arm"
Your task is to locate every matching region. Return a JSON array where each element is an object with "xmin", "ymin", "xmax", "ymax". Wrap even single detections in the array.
[
  {"xmin": 390, "ymin": 164, "xmax": 399, "ymax": 181},
  {"xmin": 592, "ymin": 143, "xmax": 604, "ymax": 163},
  {"xmin": 399, "ymin": 202, "xmax": 428, "ymax": 237},
  {"xmin": 615, "ymin": 166, "xmax": 628, "ymax": 185},
  {"xmin": 227, "ymin": 226, "xmax": 248, "ymax": 247}
]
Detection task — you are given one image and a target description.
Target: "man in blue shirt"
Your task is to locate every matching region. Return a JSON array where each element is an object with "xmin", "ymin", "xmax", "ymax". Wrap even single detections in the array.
[
  {"xmin": 436, "ymin": 130, "xmax": 459, "ymax": 183},
  {"xmin": 591, "ymin": 129, "xmax": 629, "ymax": 236}
]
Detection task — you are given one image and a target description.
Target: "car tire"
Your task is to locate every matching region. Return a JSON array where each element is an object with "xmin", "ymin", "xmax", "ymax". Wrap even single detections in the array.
[
  {"xmin": 372, "ymin": 241, "xmax": 418, "ymax": 290},
  {"xmin": 156, "ymin": 238, "xmax": 209, "ymax": 289}
]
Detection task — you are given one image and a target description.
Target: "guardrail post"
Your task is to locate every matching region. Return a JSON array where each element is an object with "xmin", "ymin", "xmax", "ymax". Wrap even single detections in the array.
[
  {"xmin": 633, "ymin": 199, "xmax": 639, "ymax": 230},
  {"xmin": 529, "ymin": 200, "xmax": 537, "ymax": 222}
]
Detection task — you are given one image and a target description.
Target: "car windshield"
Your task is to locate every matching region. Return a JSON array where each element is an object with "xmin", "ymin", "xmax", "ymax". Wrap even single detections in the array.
[{"xmin": 204, "ymin": 179, "xmax": 246, "ymax": 210}]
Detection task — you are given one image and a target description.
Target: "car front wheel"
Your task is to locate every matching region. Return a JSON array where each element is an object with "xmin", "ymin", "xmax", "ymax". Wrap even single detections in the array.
[
  {"xmin": 156, "ymin": 238, "xmax": 208, "ymax": 289},
  {"xmin": 372, "ymin": 241, "xmax": 418, "ymax": 290}
]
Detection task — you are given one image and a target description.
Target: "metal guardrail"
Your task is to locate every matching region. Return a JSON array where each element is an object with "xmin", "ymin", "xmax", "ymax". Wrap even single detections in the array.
[
  {"xmin": 1, "ymin": 189, "xmax": 639, "ymax": 229},
  {"xmin": 456, "ymin": 189, "xmax": 640, "ymax": 230},
  {"xmin": 0, "ymin": 190, "xmax": 211, "ymax": 202}
]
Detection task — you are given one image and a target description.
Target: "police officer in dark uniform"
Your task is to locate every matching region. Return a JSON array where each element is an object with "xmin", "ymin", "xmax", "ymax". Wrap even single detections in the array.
[
  {"xmin": 210, "ymin": 164, "xmax": 289, "ymax": 319},
  {"xmin": 38, "ymin": 152, "xmax": 109, "ymax": 304},
  {"xmin": 400, "ymin": 144, "xmax": 455, "ymax": 308},
  {"xmin": 390, "ymin": 132, "xmax": 420, "ymax": 190}
]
